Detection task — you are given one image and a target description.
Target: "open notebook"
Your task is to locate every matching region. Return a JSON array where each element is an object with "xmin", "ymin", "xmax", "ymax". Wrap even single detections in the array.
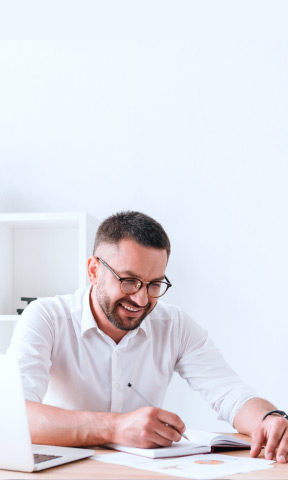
[
  {"xmin": 105, "ymin": 428, "xmax": 251, "ymax": 459},
  {"xmin": 0, "ymin": 355, "xmax": 94, "ymax": 472}
]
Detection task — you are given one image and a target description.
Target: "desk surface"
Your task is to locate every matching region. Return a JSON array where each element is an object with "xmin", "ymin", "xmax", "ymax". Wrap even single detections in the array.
[{"xmin": 1, "ymin": 434, "xmax": 287, "ymax": 480}]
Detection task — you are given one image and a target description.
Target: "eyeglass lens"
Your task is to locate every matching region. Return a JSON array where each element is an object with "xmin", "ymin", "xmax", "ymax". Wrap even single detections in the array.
[{"xmin": 121, "ymin": 279, "xmax": 167, "ymax": 298}]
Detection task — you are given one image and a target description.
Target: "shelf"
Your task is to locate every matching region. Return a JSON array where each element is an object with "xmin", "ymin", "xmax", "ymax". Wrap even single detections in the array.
[
  {"xmin": 0, "ymin": 212, "xmax": 94, "ymax": 228},
  {"xmin": 0, "ymin": 315, "xmax": 19, "ymax": 322},
  {"xmin": 0, "ymin": 212, "xmax": 99, "ymax": 316}
]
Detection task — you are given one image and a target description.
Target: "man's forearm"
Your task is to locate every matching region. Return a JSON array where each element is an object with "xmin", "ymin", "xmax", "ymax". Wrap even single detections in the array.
[
  {"xmin": 26, "ymin": 401, "xmax": 186, "ymax": 448},
  {"xmin": 26, "ymin": 401, "xmax": 118, "ymax": 446},
  {"xmin": 233, "ymin": 397, "xmax": 277, "ymax": 435}
]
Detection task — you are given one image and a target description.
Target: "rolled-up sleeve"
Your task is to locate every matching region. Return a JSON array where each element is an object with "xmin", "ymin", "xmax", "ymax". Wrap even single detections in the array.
[
  {"xmin": 174, "ymin": 309, "xmax": 257, "ymax": 425},
  {"xmin": 7, "ymin": 301, "xmax": 54, "ymax": 403}
]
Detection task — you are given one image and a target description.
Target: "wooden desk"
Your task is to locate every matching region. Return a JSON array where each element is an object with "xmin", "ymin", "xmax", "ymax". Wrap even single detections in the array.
[{"xmin": 1, "ymin": 436, "xmax": 287, "ymax": 480}]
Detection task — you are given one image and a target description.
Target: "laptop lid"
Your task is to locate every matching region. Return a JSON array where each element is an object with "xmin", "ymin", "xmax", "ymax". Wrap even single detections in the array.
[{"xmin": 0, "ymin": 355, "xmax": 94, "ymax": 472}]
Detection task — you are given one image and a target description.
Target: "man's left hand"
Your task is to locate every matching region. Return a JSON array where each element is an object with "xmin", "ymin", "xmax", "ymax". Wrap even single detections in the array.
[{"xmin": 250, "ymin": 415, "xmax": 288, "ymax": 463}]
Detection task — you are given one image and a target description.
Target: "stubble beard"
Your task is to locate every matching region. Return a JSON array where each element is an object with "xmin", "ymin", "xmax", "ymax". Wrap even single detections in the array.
[{"xmin": 96, "ymin": 286, "xmax": 155, "ymax": 332}]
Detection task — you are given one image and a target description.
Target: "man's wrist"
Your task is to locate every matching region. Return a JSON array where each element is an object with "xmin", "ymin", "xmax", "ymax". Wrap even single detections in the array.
[
  {"xmin": 79, "ymin": 411, "xmax": 119, "ymax": 445},
  {"xmin": 262, "ymin": 410, "xmax": 288, "ymax": 421}
]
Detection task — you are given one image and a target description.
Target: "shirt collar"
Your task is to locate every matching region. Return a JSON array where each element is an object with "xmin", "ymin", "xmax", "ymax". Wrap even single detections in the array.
[{"xmin": 80, "ymin": 287, "xmax": 98, "ymax": 336}]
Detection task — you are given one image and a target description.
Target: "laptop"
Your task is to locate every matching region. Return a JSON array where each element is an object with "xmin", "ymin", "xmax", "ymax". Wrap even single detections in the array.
[{"xmin": 0, "ymin": 354, "xmax": 95, "ymax": 472}]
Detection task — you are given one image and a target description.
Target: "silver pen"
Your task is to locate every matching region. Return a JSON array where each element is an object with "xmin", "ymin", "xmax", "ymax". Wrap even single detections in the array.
[{"xmin": 127, "ymin": 383, "xmax": 190, "ymax": 441}]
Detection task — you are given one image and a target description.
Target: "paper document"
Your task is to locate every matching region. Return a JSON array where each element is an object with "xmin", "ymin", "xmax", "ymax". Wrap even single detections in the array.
[{"xmin": 93, "ymin": 452, "xmax": 274, "ymax": 479}]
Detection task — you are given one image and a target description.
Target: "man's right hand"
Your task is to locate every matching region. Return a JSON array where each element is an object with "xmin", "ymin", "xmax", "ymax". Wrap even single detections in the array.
[{"xmin": 113, "ymin": 406, "xmax": 186, "ymax": 448}]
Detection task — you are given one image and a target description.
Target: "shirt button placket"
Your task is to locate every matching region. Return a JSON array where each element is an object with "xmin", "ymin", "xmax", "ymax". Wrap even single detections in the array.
[{"xmin": 110, "ymin": 348, "xmax": 123, "ymax": 412}]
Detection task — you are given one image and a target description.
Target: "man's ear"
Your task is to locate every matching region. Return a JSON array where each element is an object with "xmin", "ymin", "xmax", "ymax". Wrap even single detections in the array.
[{"xmin": 87, "ymin": 256, "xmax": 100, "ymax": 284}]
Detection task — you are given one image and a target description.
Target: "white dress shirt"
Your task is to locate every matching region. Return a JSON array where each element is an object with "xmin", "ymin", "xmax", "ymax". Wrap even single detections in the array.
[{"xmin": 8, "ymin": 286, "xmax": 256, "ymax": 425}]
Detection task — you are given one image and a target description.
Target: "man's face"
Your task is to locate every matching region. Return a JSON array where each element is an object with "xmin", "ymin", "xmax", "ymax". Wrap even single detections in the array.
[{"xmin": 90, "ymin": 238, "xmax": 168, "ymax": 333}]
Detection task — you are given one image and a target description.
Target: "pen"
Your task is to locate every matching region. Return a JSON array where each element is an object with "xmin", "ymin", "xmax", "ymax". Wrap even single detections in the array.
[{"xmin": 127, "ymin": 383, "xmax": 190, "ymax": 441}]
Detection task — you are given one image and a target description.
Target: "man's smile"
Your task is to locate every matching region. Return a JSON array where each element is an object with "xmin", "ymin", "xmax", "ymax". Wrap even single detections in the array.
[
  {"xmin": 120, "ymin": 304, "xmax": 141, "ymax": 312},
  {"xmin": 118, "ymin": 301, "xmax": 148, "ymax": 317}
]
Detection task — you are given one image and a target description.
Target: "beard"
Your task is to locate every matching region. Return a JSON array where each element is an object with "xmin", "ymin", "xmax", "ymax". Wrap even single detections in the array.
[{"xmin": 95, "ymin": 285, "xmax": 155, "ymax": 331}]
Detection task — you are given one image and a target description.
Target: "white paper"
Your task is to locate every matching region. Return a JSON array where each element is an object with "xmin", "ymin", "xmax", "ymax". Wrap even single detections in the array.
[{"xmin": 93, "ymin": 452, "xmax": 274, "ymax": 479}]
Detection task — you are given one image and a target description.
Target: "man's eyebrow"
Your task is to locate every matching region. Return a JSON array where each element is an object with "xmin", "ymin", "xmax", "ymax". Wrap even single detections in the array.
[{"xmin": 119, "ymin": 270, "xmax": 165, "ymax": 281}]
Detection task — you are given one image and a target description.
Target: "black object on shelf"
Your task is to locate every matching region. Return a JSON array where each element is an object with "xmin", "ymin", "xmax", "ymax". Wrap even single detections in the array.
[
  {"xmin": 16, "ymin": 297, "xmax": 37, "ymax": 315},
  {"xmin": 21, "ymin": 297, "xmax": 37, "ymax": 304}
]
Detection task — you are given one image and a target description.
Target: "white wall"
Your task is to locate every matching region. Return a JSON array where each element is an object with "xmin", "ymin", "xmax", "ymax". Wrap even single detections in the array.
[{"xmin": 0, "ymin": 1, "xmax": 287, "ymax": 432}]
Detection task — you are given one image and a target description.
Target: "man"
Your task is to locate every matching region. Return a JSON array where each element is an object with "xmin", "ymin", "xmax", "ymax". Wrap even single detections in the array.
[{"xmin": 8, "ymin": 211, "xmax": 288, "ymax": 462}]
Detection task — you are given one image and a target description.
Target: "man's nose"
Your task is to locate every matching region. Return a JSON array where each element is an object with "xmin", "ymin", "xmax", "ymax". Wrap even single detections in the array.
[{"xmin": 130, "ymin": 285, "xmax": 149, "ymax": 307}]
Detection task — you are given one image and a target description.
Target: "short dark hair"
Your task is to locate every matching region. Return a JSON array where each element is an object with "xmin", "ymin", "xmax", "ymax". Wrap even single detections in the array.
[{"xmin": 93, "ymin": 211, "xmax": 171, "ymax": 257}]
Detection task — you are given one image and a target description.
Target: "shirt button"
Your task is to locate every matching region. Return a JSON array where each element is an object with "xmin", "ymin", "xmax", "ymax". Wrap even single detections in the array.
[{"xmin": 114, "ymin": 383, "xmax": 120, "ymax": 389}]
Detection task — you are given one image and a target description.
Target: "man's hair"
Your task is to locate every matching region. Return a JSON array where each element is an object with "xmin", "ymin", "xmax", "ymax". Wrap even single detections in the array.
[{"xmin": 93, "ymin": 211, "xmax": 171, "ymax": 257}]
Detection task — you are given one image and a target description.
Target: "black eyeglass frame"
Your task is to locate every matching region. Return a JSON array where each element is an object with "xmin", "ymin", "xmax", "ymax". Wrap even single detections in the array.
[{"xmin": 96, "ymin": 256, "xmax": 172, "ymax": 298}]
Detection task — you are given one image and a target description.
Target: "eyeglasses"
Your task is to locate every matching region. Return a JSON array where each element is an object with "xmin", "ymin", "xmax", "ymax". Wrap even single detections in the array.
[{"xmin": 96, "ymin": 257, "xmax": 172, "ymax": 298}]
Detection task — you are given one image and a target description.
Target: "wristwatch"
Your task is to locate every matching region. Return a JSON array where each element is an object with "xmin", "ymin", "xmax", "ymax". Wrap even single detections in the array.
[{"xmin": 262, "ymin": 410, "xmax": 288, "ymax": 421}]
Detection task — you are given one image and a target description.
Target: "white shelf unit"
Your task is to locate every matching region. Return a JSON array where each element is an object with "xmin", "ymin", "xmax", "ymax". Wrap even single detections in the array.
[{"xmin": 0, "ymin": 212, "xmax": 99, "ymax": 353}]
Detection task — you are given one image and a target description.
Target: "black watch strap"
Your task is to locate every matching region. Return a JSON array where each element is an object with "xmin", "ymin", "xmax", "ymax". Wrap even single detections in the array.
[{"xmin": 262, "ymin": 410, "xmax": 288, "ymax": 421}]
